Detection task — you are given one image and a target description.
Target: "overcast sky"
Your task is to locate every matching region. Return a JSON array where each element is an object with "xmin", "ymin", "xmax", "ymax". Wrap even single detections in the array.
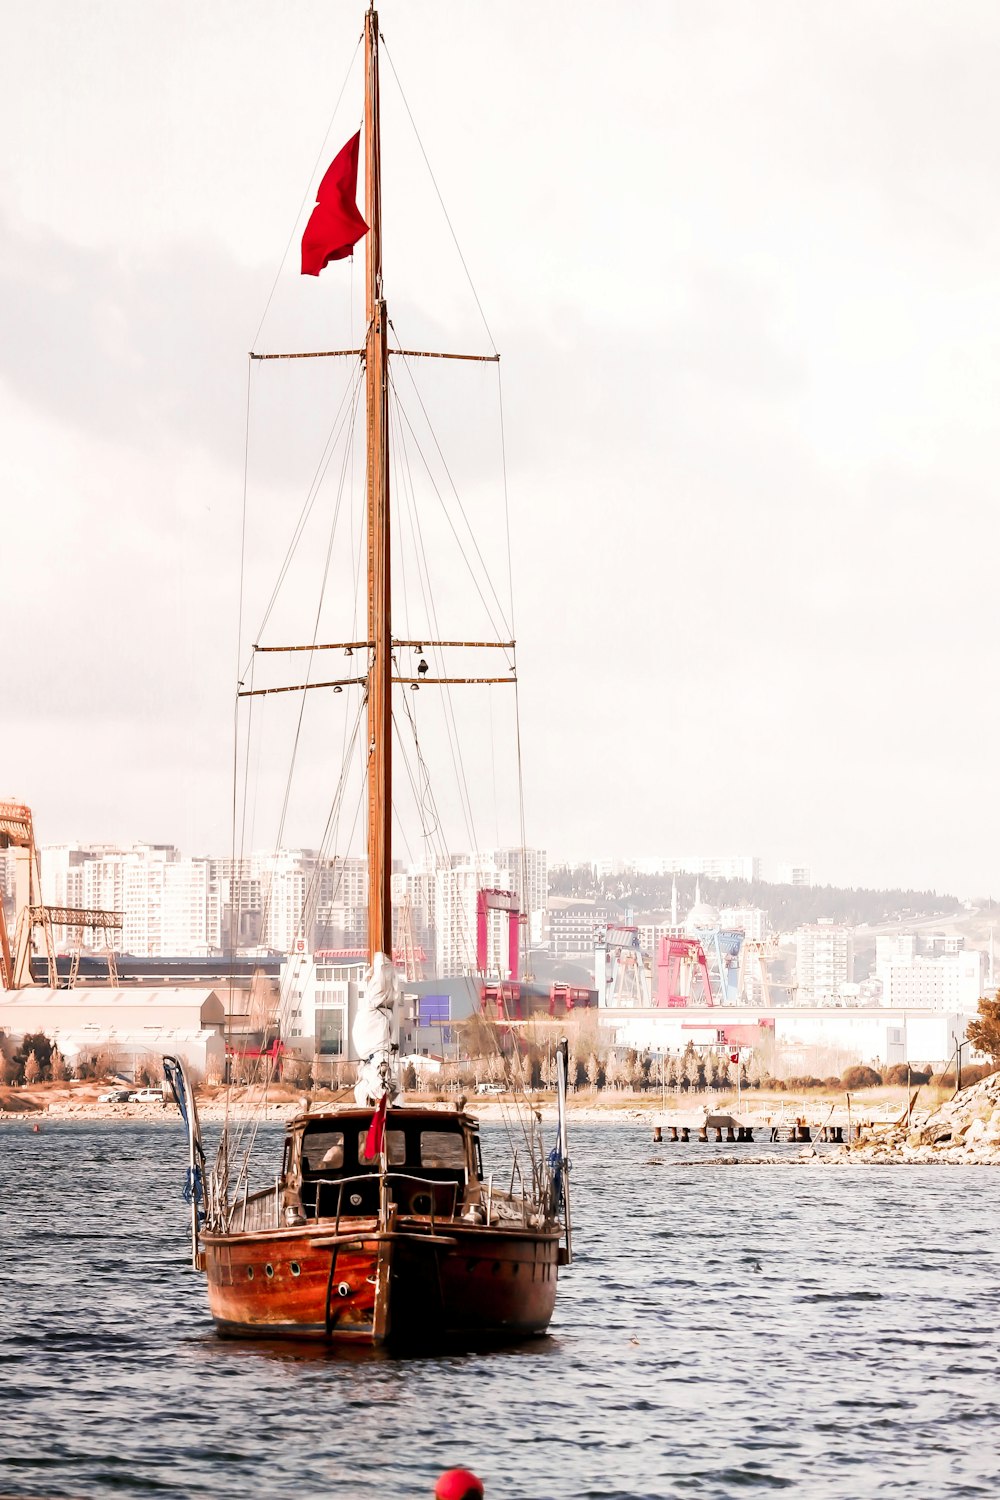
[{"xmin": 3, "ymin": 1, "xmax": 999, "ymax": 896}]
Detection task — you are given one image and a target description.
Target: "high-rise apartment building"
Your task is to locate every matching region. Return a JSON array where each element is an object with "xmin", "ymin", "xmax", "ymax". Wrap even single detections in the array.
[
  {"xmin": 794, "ymin": 920, "xmax": 854, "ymax": 1004},
  {"xmin": 488, "ymin": 846, "xmax": 548, "ymax": 943},
  {"xmin": 433, "ymin": 858, "xmax": 511, "ymax": 977}
]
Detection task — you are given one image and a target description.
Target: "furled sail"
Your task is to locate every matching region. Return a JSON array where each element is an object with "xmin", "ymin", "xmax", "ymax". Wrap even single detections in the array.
[{"xmin": 353, "ymin": 950, "xmax": 399, "ymax": 1104}]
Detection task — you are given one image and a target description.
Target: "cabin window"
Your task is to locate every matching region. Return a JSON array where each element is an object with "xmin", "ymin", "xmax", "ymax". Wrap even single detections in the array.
[
  {"xmin": 358, "ymin": 1130, "xmax": 406, "ymax": 1166},
  {"xmin": 302, "ymin": 1130, "xmax": 345, "ymax": 1171},
  {"xmin": 419, "ymin": 1131, "xmax": 466, "ymax": 1171}
]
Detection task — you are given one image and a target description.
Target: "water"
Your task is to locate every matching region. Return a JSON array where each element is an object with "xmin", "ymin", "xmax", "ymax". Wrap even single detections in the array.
[{"xmin": 2, "ymin": 1120, "xmax": 1000, "ymax": 1499}]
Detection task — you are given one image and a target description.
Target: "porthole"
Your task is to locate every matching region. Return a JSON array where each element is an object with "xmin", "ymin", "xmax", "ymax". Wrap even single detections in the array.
[
  {"xmin": 290, "ymin": 1262, "xmax": 301, "ymax": 1277},
  {"xmin": 265, "ymin": 1263, "xmax": 274, "ymax": 1278},
  {"xmin": 350, "ymin": 1193, "xmax": 362, "ymax": 1207},
  {"xmin": 246, "ymin": 1267, "xmax": 254, "ymax": 1280}
]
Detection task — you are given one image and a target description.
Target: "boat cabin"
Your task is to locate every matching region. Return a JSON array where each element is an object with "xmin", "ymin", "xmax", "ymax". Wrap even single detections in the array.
[{"xmin": 280, "ymin": 1106, "xmax": 483, "ymax": 1224}]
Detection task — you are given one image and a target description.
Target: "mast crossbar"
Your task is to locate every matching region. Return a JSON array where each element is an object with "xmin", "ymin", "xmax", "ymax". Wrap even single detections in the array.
[
  {"xmin": 249, "ymin": 349, "xmax": 363, "ymax": 361},
  {"xmin": 394, "ymin": 676, "xmax": 516, "ymax": 685},
  {"xmin": 390, "ymin": 349, "xmax": 499, "ymax": 363},
  {"xmin": 238, "ymin": 677, "xmax": 367, "ymax": 698},
  {"xmin": 238, "ymin": 674, "xmax": 514, "ymax": 696},
  {"xmin": 253, "ymin": 641, "xmax": 373, "ymax": 653},
  {"xmin": 394, "ymin": 639, "xmax": 515, "ymax": 649},
  {"xmin": 255, "ymin": 639, "xmax": 514, "ymax": 653}
]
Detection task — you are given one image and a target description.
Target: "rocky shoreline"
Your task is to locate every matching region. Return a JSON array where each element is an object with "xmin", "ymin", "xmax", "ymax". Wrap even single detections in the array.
[{"xmin": 846, "ymin": 1070, "xmax": 1000, "ymax": 1165}]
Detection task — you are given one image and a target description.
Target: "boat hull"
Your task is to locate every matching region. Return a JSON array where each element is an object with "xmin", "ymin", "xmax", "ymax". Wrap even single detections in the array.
[{"xmin": 202, "ymin": 1219, "xmax": 560, "ymax": 1347}]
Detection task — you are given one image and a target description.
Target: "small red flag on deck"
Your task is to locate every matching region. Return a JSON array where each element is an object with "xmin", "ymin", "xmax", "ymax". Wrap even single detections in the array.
[
  {"xmin": 365, "ymin": 1092, "xmax": 388, "ymax": 1160},
  {"xmin": 301, "ymin": 132, "xmax": 369, "ymax": 276}
]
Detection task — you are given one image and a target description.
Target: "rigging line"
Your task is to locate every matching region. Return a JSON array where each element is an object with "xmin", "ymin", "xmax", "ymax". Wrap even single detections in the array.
[
  {"xmin": 273, "ymin": 386, "xmax": 358, "ymax": 839},
  {"xmin": 390, "ymin": 393, "xmax": 469, "ymax": 831},
  {"xmin": 512, "ymin": 666, "xmax": 532, "ymax": 980},
  {"xmin": 231, "ymin": 721, "xmax": 367, "ymax": 1168},
  {"xmin": 391, "ymin": 347, "xmax": 512, "ymax": 644},
  {"xmin": 381, "ymin": 39, "xmax": 497, "ymax": 355},
  {"xmin": 251, "ymin": 362, "xmax": 361, "ymax": 659},
  {"xmin": 395, "ymin": 694, "xmax": 481, "ymax": 963},
  {"xmin": 392, "ymin": 707, "xmax": 441, "ymax": 846},
  {"xmin": 226, "ymin": 357, "xmax": 256, "ymax": 1129},
  {"xmin": 251, "ymin": 366, "xmax": 363, "ymax": 658},
  {"xmin": 250, "ymin": 34, "xmax": 362, "ymax": 351},
  {"xmin": 391, "ymin": 393, "xmax": 480, "ymax": 855},
  {"xmin": 495, "ymin": 362, "xmax": 516, "ymax": 639},
  {"xmin": 252, "ymin": 387, "xmax": 360, "ymax": 953},
  {"xmin": 388, "ymin": 398, "xmax": 413, "ymax": 642},
  {"xmin": 489, "ymin": 690, "xmax": 500, "ymax": 850}
]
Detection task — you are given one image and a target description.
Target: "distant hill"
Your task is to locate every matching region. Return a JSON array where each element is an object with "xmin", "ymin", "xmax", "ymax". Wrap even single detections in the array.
[{"xmin": 548, "ymin": 868, "xmax": 962, "ymax": 933}]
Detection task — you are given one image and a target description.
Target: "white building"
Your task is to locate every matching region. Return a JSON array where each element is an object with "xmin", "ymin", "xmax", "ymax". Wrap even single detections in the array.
[
  {"xmin": 433, "ymin": 858, "xmax": 511, "ymax": 977},
  {"xmin": 878, "ymin": 950, "xmax": 983, "ymax": 1013},
  {"xmin": 718, "ymin": 906, "xmax": 769, "ymax": 941},
  {"xmin": 489, "ymin": 846, "xmax": 548, "ymax": 944},
  {"xmin": 795, "ymin": 921, "xmax": 854, "ymax": 1004},
  {"xmin": 0, "ymin": 986, "xmax": 226, "ymax": 1078},
  {"xmin": 604, "ymin": 1002, "xmax": 969, "ymax": 1072},
  {"xmin": 282, "ymin": 953, "xmax": 367, "ymax": 1080}
]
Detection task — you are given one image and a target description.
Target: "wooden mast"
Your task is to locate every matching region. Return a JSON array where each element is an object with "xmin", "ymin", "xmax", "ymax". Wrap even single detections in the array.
[{"xmin": 364, "ymin": 5, "xmax": 392, "ymax": 961}]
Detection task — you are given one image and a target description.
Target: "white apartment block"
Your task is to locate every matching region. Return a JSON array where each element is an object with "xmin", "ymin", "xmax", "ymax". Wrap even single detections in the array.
[
  {"xmin": 795, "ymin": 921, "xmax": 854, "ymax": 1004},
  {"xmin": 547, "ymin": 898, "xmax": 608, "ymax": 958},
  {"xmin": 718, "ymin": 906, "xmax": 769, "ymax": 941},
  {"xmin": 433, "ymin": 858, "xmax": 511, "ymax": 978},
  {"xmin": 489, "ymin": 846, "xmax": 548, "ymax": 944},
  {"xmin": 875, "ymin": 934, "xmax": 983, "ymax": 1013}
]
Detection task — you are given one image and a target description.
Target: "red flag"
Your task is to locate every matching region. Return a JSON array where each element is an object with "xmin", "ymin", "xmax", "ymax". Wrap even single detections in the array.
[
  {"xmin": 364, "ymin": 1092, "xmax": 388, "ymax": 1161},
  {"xmin": 301, "ymin": 132, "xmax": 369, "ymax": 276}
]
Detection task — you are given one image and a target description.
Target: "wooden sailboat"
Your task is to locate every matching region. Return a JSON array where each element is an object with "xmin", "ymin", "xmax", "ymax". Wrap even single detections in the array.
[{"xmin": 166, "ymin": 5, "xmax": 572, "ymax": 1349}]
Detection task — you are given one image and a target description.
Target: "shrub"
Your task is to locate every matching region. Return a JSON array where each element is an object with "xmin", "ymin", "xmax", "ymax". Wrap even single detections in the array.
[
  {"xmin": 932, "ymin": 1062, "xmax": 997, "ymax": 1089},
  {"xmin": 884, "ymin": 1063, "xmax": 932, "ymax": 1086},
  {"xmin": 841, "ymin": 1065, "xmax": 883, "ymax": 1090}
]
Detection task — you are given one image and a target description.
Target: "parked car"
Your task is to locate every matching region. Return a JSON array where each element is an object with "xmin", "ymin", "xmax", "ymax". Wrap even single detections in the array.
[
  {"xmin": 98, "ymin": 1089, "xmax": 133, "ymax": 1104},
  {"xmin": 128, "ymin": 1087, "xmax": 166, "ymax": 1104},
  {"xmin": 475, "ymin": 1083, "xmax": 505, "ymax": 1096}
]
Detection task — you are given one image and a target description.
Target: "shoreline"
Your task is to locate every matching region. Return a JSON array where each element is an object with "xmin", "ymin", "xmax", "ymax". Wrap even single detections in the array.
[{"xmin": 6, "ymin": 1078, "xmax": 1000, "ymax": 1166}]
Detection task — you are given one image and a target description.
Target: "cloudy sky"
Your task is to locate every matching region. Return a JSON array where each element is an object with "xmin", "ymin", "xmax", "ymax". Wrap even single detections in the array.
[{"xmin": 3, "ymin": 1, "xmax": 999, "ymax": 895}]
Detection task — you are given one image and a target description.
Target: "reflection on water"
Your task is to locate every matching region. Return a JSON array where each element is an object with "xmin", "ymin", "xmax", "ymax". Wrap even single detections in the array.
[{"xmin": 2, "ymin": 1120, "xmax": 999, "ymax": 1498}]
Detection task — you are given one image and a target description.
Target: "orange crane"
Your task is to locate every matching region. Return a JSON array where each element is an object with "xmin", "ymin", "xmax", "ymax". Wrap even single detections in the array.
[{"xmin": 0, "ymin": 800, "xmax": 122, "ymax": 988}]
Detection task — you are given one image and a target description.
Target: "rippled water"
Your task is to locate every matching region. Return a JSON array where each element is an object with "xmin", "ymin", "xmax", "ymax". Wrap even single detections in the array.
[{"xmin": 2, "ymin": 1120, "xmax": 1000, "ymax": 1499}]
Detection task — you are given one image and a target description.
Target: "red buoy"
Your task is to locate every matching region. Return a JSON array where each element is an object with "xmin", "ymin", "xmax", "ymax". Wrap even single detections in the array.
[{"xmin": 434, "ymin": 1470, "xmax": 484, "ymax": 1500}]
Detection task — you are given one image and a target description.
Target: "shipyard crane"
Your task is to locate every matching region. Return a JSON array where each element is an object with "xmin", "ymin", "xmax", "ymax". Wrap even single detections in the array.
[{"xmin": 0, "ymin": 800, "xmax": 122, "ymax": 989}]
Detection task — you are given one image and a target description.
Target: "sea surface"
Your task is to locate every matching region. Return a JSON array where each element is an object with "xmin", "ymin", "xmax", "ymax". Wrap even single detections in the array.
[{"xmin": 2, "ymin": 1119, "xmax": 999, "ymax": 1500}]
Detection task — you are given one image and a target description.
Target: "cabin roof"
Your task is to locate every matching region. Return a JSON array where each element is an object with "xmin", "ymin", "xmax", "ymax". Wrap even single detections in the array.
[{"xmin": 287, "ymin": 1103, "xmax": 479, "ymax": 1133}]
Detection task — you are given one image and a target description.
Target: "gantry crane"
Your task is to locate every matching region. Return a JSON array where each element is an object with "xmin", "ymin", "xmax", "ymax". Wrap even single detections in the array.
[{"xmin": 0, "ymin": 800, "xmax": 122, "ymax": 988}]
